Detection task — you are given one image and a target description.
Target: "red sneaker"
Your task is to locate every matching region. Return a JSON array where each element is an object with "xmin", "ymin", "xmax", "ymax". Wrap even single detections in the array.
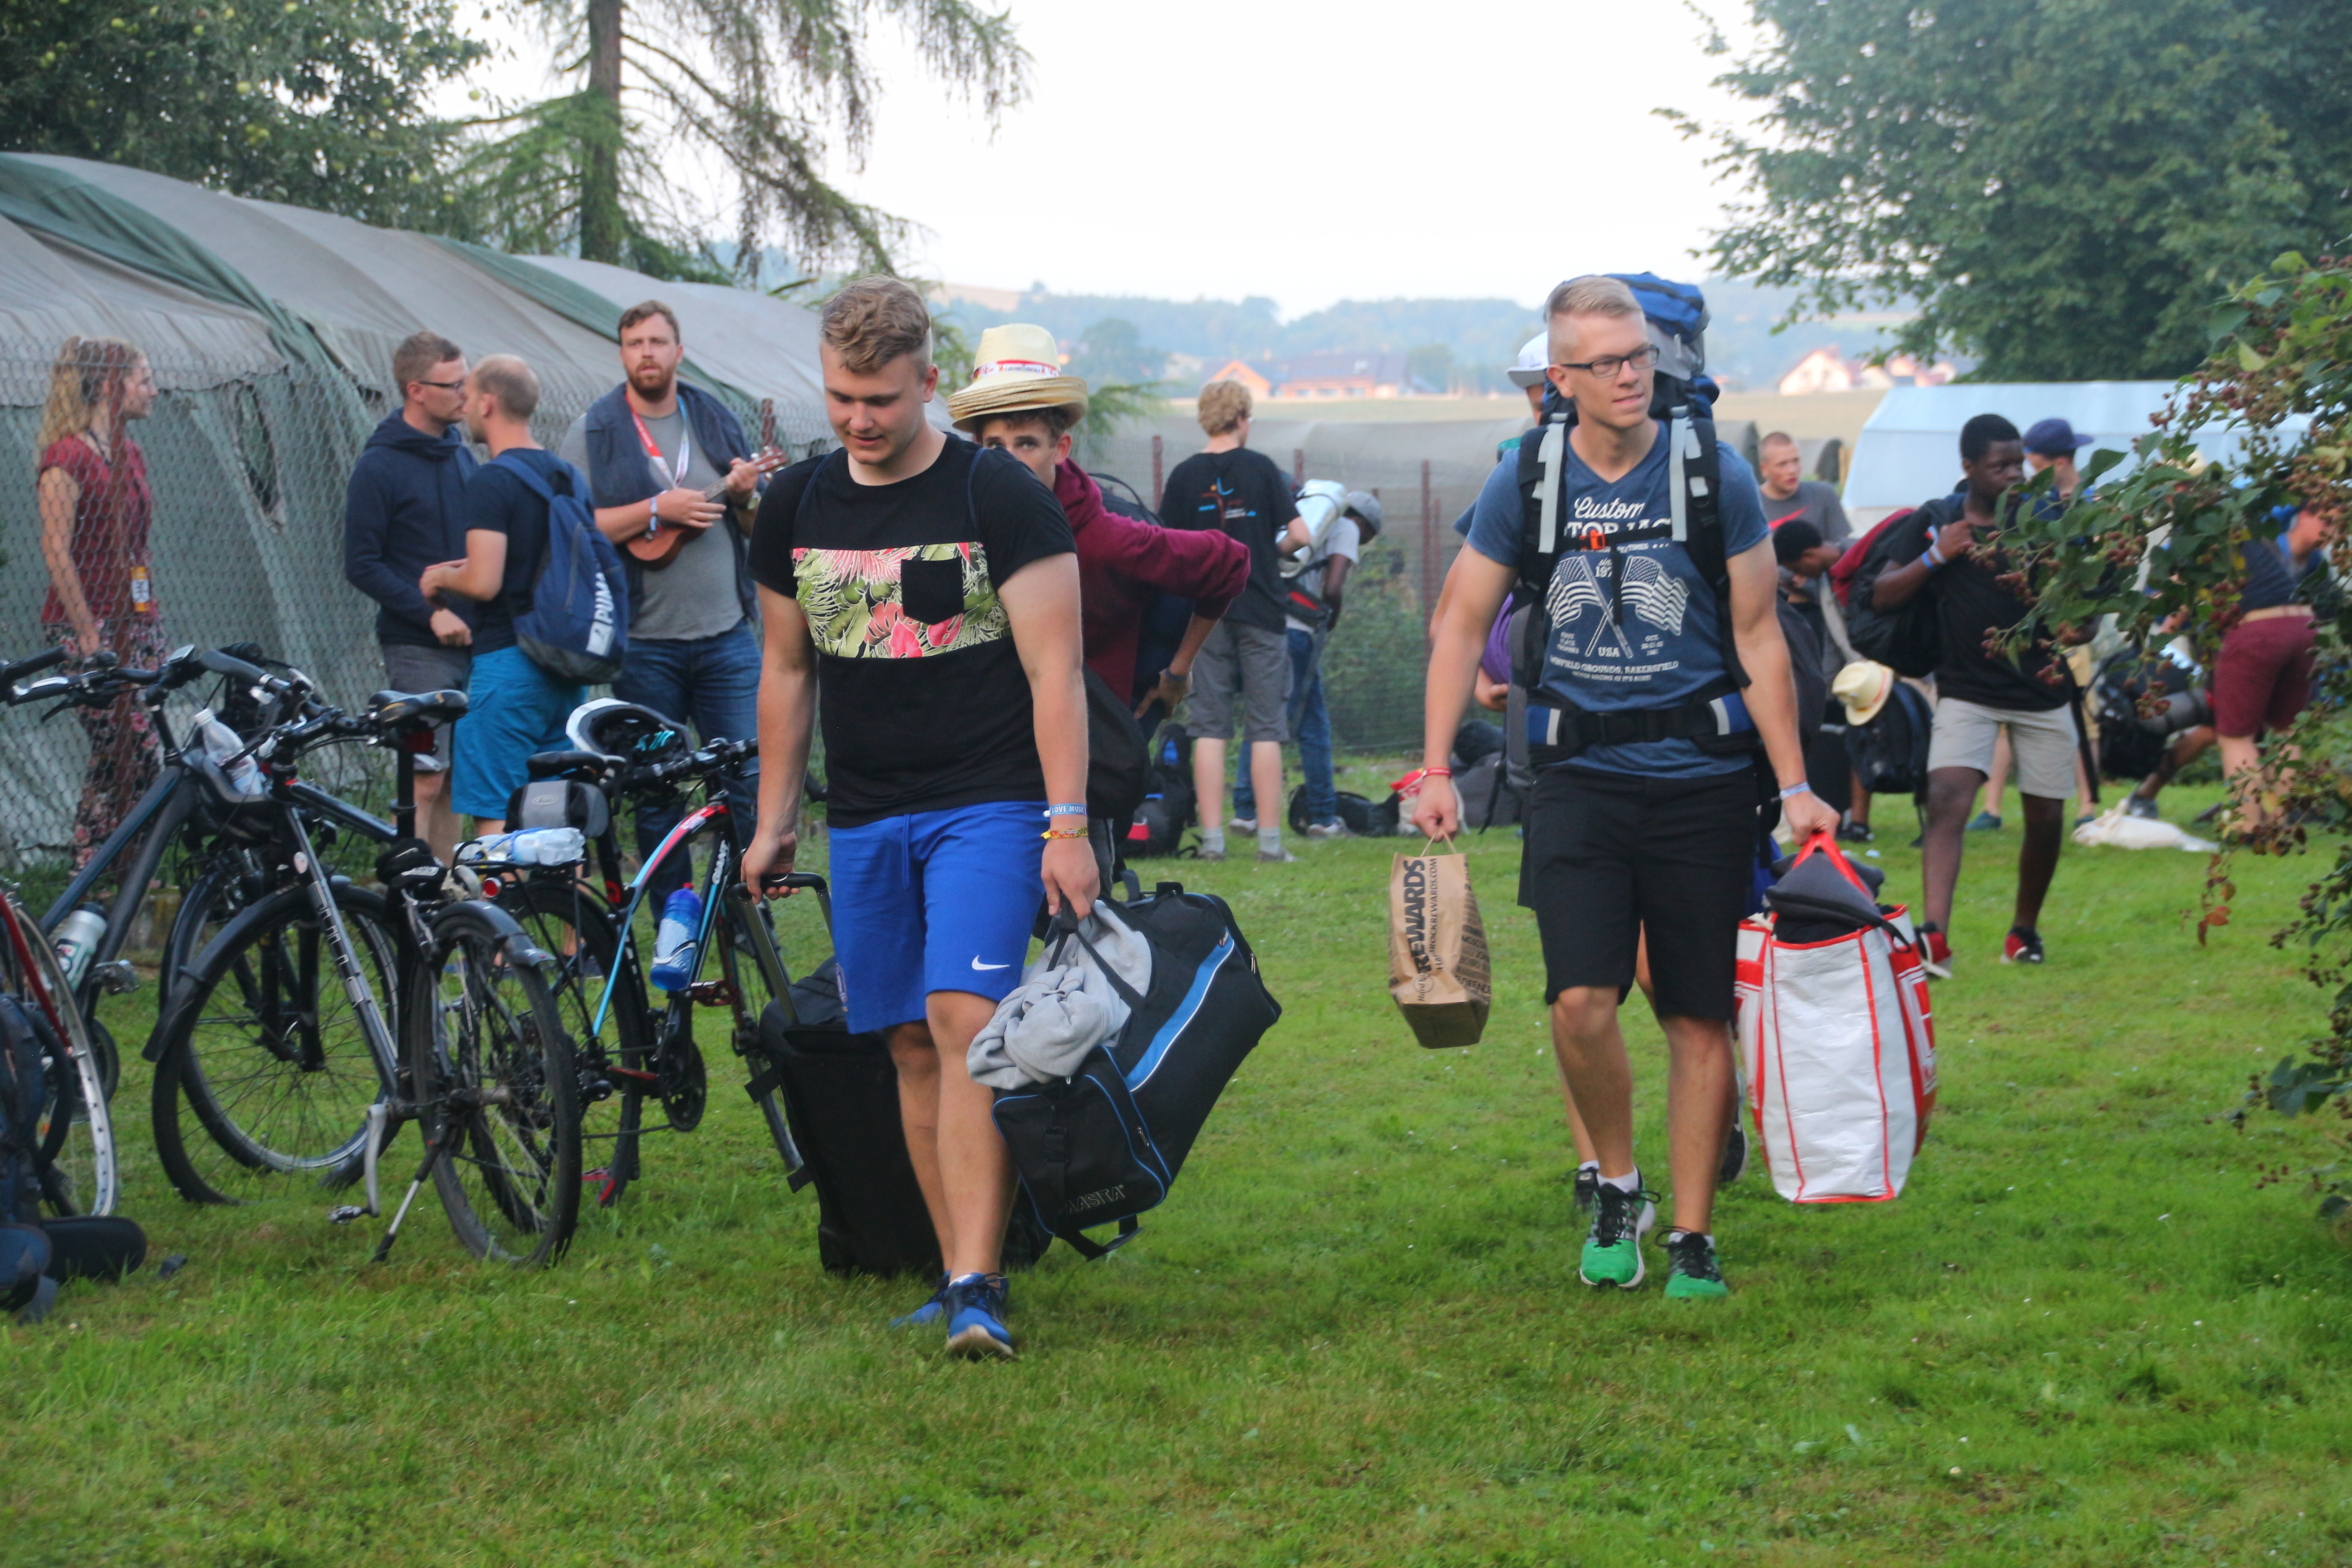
[
  {"xmin": 1917, "ymin": 924, "xmax": 1953, "ymax": 979},
  {"xmin": 2002, "ymin": 927, "xmax": 2046, "ymax": 965}
]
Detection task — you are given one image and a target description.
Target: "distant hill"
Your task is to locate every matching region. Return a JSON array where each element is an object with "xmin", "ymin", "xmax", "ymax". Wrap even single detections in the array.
[{"xmin": 933, "ymin": 280, "xmax": 1922, "ymax": 395}]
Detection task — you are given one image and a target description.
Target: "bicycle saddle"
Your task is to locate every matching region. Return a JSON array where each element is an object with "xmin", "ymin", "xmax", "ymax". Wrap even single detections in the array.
[
  {"xmin": 366, "ymin": 688, "xmax": 470, "ymax": 729},
  {"xmin": 564, "ymin": 697, "xmax": 691, "ymax": 765},
  {"xmin": 526, "ymin": 749, "xmax": 612, "ymax": 781}
]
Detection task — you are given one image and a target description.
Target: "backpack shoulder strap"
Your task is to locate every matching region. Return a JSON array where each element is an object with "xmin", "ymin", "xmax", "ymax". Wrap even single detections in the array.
[
  {"xmin": 1515, "ymin": 412, "xmax": 1569, "ymax": 594},
  {"xmin": 1668, "ymin": 406, "xmax": 1747, "ymax": 689},
  {"xmin": 491, "ymin": 450, "xmax": 557, "ymax": 503}
]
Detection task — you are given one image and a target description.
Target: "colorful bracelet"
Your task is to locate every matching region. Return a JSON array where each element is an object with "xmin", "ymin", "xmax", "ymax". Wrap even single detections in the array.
[
  {"xmin": 1922, "ymin": 542, "xmax": 1946, "ymax": 570},
  {"xmin": 1042, "ymin": 826, "xmax": 1089, "ymax": 841},
  {"xmin": 1391, "ymin": 766, "xmax": 1453, "ymax": 795}
]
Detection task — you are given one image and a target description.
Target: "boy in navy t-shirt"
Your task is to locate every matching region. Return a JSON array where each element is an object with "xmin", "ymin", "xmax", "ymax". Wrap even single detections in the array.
[
  {"xmin": 1413, "ymin": 276, "xmax": 1836, "ymax": 1302},
  {"xmin": 419, "ymin": 354, "xmax": 590, "ymax": 833}
]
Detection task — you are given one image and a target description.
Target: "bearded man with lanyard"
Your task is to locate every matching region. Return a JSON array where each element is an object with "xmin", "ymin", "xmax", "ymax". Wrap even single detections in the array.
[
  {"xmin": 1414, "ymin": 275, "xmax": 1836, "ymax": 1302},
  {"xmin": 560, "ymin": 300, "xmax": 781, "ymax": 904}
]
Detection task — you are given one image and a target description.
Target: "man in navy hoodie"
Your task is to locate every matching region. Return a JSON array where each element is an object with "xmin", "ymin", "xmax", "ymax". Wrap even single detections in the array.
[{"xmin": 343, "ymin": 331, "xmax": 477, "ymax": 860}]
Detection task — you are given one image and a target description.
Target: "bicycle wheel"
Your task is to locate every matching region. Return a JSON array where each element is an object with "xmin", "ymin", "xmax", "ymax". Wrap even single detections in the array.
[
  {"xmin": 4, "ymin": 898, "xmax": 118, "ymax": 1217},
  {"xmin": 716, "ymin": 891, "xmax": 802, "ymax": 1172},
  {"xmin": 495, "ymin": 876, "xmax": 648, "ymax": 1208},
  {"xmin": 409, "ymin": 902, "xmax": 580, "ymax": 1266},
  {"xmin": 150, "ymin": 882, "xmax": 400, "ymax": 1205}
]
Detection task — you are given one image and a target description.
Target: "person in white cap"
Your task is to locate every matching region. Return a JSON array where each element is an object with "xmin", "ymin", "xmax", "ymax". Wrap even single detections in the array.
[
  {"xmin": 946, "ymin": 324, "xmax": 1249, "ymax": 717},
  {"xmin": 1505, "ymin": 330, "xmax": 1551, "ymax": 422}
]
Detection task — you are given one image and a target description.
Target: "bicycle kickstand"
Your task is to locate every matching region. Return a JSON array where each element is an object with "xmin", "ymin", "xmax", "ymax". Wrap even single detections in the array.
[{"xmin": 372, "ymin": 1110, "xmax": 453, "ymax": 1264}]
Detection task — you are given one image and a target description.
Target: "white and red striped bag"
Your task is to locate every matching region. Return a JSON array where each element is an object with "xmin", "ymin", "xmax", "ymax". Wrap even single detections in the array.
[{"xmin": 1734, "ymin": 835, "xmax": 1937, "ymax": 1203}]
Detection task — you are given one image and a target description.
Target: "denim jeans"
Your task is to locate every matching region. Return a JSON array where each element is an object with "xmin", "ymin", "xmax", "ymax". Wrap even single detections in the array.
[
  {"xmin": 611, "ymin": 620, "xmax": 761, "ymax": 905},
  {"xmin": 1234, "ymin": 627, "xmax": 1335, "ymax": 824}
]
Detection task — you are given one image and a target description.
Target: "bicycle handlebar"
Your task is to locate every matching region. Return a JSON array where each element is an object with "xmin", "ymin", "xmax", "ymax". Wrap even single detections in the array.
[{"xmin": 0, "ymin": 646, "xmax": 66, "ymax": 691}]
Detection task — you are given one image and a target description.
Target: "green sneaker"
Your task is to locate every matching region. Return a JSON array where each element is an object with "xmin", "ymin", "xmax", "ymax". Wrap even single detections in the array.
[
  {"xmin": 1662, "ymin": 1230, "xmax": 1730, "ymax": 1300},
  {"xmin": 1578, "ymin": 1174, "xmax": 1654, "ymax": 1289}
]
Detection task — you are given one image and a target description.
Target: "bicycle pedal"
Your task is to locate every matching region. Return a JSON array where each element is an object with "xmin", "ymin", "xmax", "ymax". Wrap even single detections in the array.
[
  {"xmin": 90, "ymin": 959, "xmax": 141, "ymax": 995},
  {"xmin": 681, "ymin": 980, "xmax": 739, "ymax": 1007},
  {"xmin": 326, "ymin": 1205, "xmax": 368, "ymax": 1225}
]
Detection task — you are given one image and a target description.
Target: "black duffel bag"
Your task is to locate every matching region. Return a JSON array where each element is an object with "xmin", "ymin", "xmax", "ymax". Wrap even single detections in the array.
[{"xmin": 990, "ymin": 883, "xmax": 1281, "ymax": 1258}]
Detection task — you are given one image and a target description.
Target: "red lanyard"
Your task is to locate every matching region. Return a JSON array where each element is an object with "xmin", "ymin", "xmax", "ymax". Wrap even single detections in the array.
[{"xmin": 629, "ymin": 408, "xmax": 690, "ymax": 489}]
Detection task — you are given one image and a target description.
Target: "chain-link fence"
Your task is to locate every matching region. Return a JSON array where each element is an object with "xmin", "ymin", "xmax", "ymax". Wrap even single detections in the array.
[
  {"xmin": 1083, "ymin": 431, "xmax": 1484, "ymax": 756},
  {"xmin": 0, "ymin": 343, "xmax": 831, "ymax": 876}
]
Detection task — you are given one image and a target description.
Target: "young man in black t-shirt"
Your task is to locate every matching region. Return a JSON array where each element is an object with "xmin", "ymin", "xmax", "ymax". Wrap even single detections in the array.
[
  {"xmin": 1161, "ymin": 380, "xmax": 1307, "ymax": 861},
  {"xmin": 741, "ymin": 278, "xmax": 1094, "ymax": 1361},
  {"xmin": 419, "ymin": 354, "xmax": 590, "ymax": 835},
  {"xmin": 1870, "ymin": 414, "xmax": 2079, "ymax": 970}
]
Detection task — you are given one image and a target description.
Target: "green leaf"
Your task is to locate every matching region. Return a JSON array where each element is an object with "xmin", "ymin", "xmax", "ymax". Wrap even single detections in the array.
[{"xmin": 2237, "ymin": 341, "xmax": 2269, "ymax": 372}]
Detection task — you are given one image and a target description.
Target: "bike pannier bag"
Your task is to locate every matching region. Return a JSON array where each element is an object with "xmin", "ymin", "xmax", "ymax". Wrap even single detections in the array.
[{"xmin": 990, "ymin": 885, "xmax": 1280, "ymax": 1257}]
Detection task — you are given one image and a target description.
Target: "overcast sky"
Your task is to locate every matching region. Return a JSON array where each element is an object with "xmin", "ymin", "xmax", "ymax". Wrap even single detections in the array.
[{"xmin": 463, "ymin": 0, "xmax": 1765, "ymax": 318}]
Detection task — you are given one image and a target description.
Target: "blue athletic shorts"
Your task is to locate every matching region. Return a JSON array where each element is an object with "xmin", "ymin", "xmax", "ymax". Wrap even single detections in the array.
[
  {"xmin": 827, "ymin": 800, "xmax": 1045, "ymax": 1034},
  {"xmin": 451, "ymin": 645, "xmax": 585, "ymax": 820}
]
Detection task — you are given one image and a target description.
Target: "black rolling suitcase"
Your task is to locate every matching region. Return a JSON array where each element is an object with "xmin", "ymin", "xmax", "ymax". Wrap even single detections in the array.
[{"xmin": 749, "ymin": 876, "xmax": 1049, "ymax": 1277}]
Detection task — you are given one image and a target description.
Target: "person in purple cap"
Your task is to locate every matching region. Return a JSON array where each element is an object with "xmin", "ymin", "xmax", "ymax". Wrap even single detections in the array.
[{"xmin": 2022, "ymin": 417, "xmax": 2090, "ymax": 503}]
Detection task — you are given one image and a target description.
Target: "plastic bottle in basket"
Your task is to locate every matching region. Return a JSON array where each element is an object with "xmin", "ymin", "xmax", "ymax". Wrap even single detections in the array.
[{"xmin": 193, "ymin": 707, "xmax": 265, "ymax": 798}]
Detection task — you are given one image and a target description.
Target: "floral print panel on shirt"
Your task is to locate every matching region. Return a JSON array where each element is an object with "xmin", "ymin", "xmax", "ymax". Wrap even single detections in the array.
[{"xmin": 789, "ymin": 542, "xmax": 1005, "ymax": 659}]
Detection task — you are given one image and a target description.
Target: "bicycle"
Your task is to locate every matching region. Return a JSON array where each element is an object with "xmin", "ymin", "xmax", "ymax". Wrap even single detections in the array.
[
  {"xmin": 3, "ymin": 643, "xmax": 331, "ymax": 1103},
  {"xmin": 483, "ymin": 699, "xmax": 806, "ymax": 1207},
  {"xmin": 146, "ymin": 684, "xmax": 582, "ymax": 1265},
  {"xmin": 0, "ymin": 879, "xmax": 116, "ymax": 1218}
]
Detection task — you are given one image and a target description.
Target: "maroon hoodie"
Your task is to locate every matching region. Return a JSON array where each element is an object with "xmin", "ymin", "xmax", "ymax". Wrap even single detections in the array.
[{"xmin": 1056, "ymin": 459, "xmax": 1250, "ymax": 695}]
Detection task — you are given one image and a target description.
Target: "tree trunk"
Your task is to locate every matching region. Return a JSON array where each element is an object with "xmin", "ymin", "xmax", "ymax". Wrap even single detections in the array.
[{"xmin": 580, "ymin": 0, "xmax": 625, "ymax": 264}]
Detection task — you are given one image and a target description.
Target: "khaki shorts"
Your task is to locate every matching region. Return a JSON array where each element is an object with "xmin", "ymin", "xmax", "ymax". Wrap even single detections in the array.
[
  {"xmin": 1927, "ymin": 696, "xmax": 2078, "ymax": 799},
  {"xmin": 1188, "ymin": 621, "xmax": 1294, "ymax": 744}
]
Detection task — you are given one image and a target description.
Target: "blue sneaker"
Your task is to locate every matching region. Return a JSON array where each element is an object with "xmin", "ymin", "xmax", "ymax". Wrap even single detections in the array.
[
  {"xmin": 889, "ymin": 1274, "xmax": 951, "ymax": 1330},
  {"xmin": 945, "ymin": 1272, "xmax": 1015, "ymax": 1360}
]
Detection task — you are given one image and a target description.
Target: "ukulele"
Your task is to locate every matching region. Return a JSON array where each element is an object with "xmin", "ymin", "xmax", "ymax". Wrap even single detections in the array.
[{"xmin": 628, "ymin": 398, "xmax": 787, "ymax": 569}]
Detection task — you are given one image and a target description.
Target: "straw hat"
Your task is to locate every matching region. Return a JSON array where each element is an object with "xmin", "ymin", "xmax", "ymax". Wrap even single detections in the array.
[
  {"xmin": 1831, "ymin": 660, "xmax": 1896, "ymax": 726},
  {"xmin": 946, "ymin": 323, "xmax": 1090, "ymax": 433}
]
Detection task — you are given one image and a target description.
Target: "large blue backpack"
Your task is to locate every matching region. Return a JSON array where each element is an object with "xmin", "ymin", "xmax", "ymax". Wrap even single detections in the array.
[{"xmin": 493, "ymin": 453, "xmax": 630, "ymax": 684}]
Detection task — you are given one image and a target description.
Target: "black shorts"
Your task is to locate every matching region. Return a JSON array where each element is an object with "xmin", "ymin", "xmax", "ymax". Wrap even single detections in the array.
[{"xmin": 1519, "ymin": 763, "xmax": 1758, "ymax": 1020}]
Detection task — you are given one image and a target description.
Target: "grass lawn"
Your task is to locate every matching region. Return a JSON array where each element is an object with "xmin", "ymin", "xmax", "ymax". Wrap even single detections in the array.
[{"xmin": 6, "ymin": 775, "xmax": 2349, "ymax": 1566}]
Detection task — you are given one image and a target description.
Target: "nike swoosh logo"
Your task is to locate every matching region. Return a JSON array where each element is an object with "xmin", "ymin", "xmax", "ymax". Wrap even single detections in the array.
[{"xmin": 970, "ymin": 958, "xmax": 1009, "ymax": 971}]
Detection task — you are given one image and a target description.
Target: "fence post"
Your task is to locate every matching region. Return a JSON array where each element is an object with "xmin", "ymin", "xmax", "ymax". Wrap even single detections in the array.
[
  {"xmin": 1420, "ymin": 459, "xmax": 1437, "ymax": 647},
  {"xmin": 1294, "ymin": 447, "xmax": 1306, "ymax": 486},
  {"xmin": 1151, "ymin": 433, "xmax": 1163, "ymax": 510}
]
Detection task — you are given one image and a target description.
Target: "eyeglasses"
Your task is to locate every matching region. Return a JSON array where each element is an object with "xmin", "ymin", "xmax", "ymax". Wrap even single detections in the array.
[
  {"xmin": 416, "ymin": 376, "xmax": 469, "ymax": 392},
  {"xmin": 1553, "ymin": 343, "xmax": 1660, "ymax": 379}
]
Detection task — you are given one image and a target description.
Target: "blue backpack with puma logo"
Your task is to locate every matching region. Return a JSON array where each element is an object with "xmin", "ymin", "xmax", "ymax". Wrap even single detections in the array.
[{"xmin": 493, "ymin": 452, "xmax": 630, "ymax": 684}]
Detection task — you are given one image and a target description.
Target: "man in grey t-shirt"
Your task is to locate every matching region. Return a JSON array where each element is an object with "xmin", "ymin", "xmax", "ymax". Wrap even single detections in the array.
[
  {"xmin": 1757, "ymin": 430, "xmax": 1850, "ymax": 544},
  {"xmin": 561, "ymin": 300, "xmax": 776, "ymax": 904}
]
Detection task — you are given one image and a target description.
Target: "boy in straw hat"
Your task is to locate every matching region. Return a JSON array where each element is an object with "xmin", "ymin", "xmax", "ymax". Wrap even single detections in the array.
[{"xmin": 947, "ymin": 323, "xmax": 1250, "ymax": 717}]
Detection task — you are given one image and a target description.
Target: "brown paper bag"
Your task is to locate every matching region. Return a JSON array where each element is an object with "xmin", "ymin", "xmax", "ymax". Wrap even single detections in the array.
[{"xmin": 1388, "ymin": 843, "xmax": 1491, "ymax": 1049}]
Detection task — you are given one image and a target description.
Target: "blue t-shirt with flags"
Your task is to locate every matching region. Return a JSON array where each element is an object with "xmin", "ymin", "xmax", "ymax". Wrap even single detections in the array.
[{"xmin": 1464, "ymin": 420, "xmax": 1769, "ymax": 779}]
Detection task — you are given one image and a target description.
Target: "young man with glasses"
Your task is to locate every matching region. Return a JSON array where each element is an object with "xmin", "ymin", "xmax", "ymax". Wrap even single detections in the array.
[
  {"xmin": 1415, "ymin": 275, "xmax": 1834, "ymax": 1301},
  {"xmin": 343, "ymin": 331, "xmax": 477, "ymax": 861}
]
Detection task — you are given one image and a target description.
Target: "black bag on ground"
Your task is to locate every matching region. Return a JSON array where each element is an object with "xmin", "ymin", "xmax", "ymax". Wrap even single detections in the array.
[
  {"xmin": 750, "ymin": 900, "xmax": 1049, "ymax": 1277},
  {"xmin": 991, "ymin": 883, "xmax": 1281, "ymax": 1258},
  {"xmin": 1846, "ymin": 680, "xmax": 1934, "ymax": 798},
  {"xmin": 1286, "ymin": 787, "xmax": 1386, "ymax": 837},
  {"xmin": 1, "ymin": 995, "xmax": 147, "ymax": 1320},
  {"xmin": 1844, "ymin": 501, "xmax": 1951, "ymax": 680}
]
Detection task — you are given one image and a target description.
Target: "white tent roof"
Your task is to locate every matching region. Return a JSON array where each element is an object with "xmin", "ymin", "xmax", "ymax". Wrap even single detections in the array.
[{"xmin": 1843, "ymin": 381, "xmax": 2307, "ymax": 511}]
